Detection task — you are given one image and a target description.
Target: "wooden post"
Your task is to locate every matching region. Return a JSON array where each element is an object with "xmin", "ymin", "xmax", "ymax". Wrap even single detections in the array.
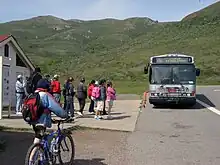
[{"xmin": 0, "ymin": 57, "xmax": 3, "ymax": 119}]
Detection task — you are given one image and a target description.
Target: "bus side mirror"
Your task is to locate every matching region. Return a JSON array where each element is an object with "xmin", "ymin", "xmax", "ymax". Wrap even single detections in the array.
[
  {"xmin": 144, "ymin": 66, "xmax": 148, "ymax": 74},
  {"xmin": 196, "ymin": 68, "xmax": 200, "ymax": 76}
]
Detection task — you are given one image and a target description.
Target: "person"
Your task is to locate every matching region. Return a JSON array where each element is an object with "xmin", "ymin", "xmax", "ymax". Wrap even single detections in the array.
[
  {"xmin": 31, "ymin": 80, "xmax": 68, "ymax": 145},
  {"xmin": 44, "ymin": 74, "xmax": 52, "ymax": 93},
  {"xmin": 62, "ymin": 79, "xmax": 68, "ymax": 109},
  {"xmin": 106, "ymin": 81, "xmax": 116, "ymax": 119},
  {"xmin": 101, "ymin": 79, "xmax": 107, "ymax": 115},
  {"xmin": 92, "ymin": 80, "xmax": 99, "ymax": 111},
  {"xmin": 141, "ymin": 90, "xmax": 148, "ymax": 108},
  {"xmin": 87, "ymin": 80, "xmax": 95, "ymax": 114},
  {"xmin": 15, "ymin": 75, "xmax": 26, "ymax": 115},
  {"xmin": 76, "ymin": 78, "xmax": 87, "ymax": 116},
  {"xmin": 94, "ymin": 80, "xmax": 106, "ymax": 120},
  {"xmin": 51, "ymin": 74, "xmax": 61, "ymax": 103},
  {"xmin": 26, "ymin": 67, "xmax": 42, "ymax": 94},
  {"xmin": 64, "ymin": 77, "xmax": 75, "ymax": 117},
  {"xmin": 36, "ymin": 75, "xmax": 51, "ymax": 93}
]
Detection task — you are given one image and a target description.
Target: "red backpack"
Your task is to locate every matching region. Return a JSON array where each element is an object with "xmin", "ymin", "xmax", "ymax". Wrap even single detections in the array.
[{"xmin": 21, "ymin": 93, "xmax": 44, "ymax": 124}]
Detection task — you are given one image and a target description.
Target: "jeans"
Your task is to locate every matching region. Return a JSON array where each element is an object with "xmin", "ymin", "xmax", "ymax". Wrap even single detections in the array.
[
  {"xmin": 63, "ymin": 96, "xmax": 67, "ymax": 109},
  {"xmin": 16, "ymin": 93, "xmax": 24, "ymax": 113},
  {"xmin": 78, "ymin": 98, "xmax": 86, "ymax": 113},
  {"xmin": 103, "ymin": 99, "xmax": 107, "ymax": 114},
  {"xmin": 107, "ymin": 100, "xmax": 114, "ymax": 116},
  {"xmin": 65, "ymin": 96, "xmax": 74, "ymax": 117},
  {"xmin": 88, "ymin": 98, "xmax": 95, "ymax": 112},
  {"xmin": 53, "ymin": 93, "xmax": 61, "ymax": 103}
]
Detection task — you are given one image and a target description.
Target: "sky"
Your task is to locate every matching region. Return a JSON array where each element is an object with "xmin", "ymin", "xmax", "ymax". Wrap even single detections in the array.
[{"xmin": 0, "ymin": 0, "xmax": 219, "ymax": 23}]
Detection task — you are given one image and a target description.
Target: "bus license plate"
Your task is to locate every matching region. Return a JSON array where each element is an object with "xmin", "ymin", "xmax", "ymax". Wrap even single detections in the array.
[{"xmin": 169, "ymin": 93, "xmax": 179, "ymax": 97}]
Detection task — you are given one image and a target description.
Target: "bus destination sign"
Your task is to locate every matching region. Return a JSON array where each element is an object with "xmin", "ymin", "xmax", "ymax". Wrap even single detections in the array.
[{"xmin": 153, "ymin": 57, "xmax": 192, "ymax": 64}]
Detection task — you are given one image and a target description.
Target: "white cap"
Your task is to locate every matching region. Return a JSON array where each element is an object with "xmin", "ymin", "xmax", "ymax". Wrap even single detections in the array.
[
  {"xmin": 95, "ymin": 81, "xmax": 99, "ymax": 85},
  {"xmin": 54, "ymin": 74, "xmax": 59, "ymax": 78},
  {"xmin": 17, "ymin": 75, "xmax": 22, "ymax": 79}
]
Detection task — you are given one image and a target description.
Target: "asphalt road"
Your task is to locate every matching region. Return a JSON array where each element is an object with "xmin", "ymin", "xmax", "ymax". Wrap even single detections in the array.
[
  {"xmin": 197, "ymin": 86, "xmax": 220, "ymax": 109},
  {"xmin": 123, "ymin": 86, "xmax": 220, "ymax": 165}
]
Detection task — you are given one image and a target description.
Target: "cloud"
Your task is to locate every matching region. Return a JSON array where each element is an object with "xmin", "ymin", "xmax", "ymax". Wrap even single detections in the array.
[{"xmin": 82, "ymin": 0, "xmax": 135, "ymax": 20}]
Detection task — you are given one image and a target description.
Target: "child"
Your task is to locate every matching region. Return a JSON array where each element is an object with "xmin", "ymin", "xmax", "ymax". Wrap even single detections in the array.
[
  {"xmin": 141, "ymin": 90, "xmax": 148, "ymax": 108},
  {"xmin": 92, "ymin": 81, "xmax": 102, "ymax": 120},
  {"xmin": 106, "ymin": 81, "xmax": 116, "ymax": 119}
]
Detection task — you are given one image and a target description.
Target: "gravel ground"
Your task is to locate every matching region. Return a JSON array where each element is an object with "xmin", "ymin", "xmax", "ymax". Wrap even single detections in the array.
[
  {"xmin": 0, "ymin": 129, "xmax": 129, "ymax": 165},
  {"xmin": 0, "ymin": 94, "xmax": 140, "ymax": 165}
]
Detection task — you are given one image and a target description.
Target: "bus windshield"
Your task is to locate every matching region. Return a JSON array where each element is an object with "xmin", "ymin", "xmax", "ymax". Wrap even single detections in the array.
[{"xmin": 150, "ymin": 64, "xmax": 196, "ymax": 85}]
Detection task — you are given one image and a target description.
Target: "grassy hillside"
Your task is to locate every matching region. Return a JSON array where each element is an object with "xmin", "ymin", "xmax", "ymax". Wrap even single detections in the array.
[{"xmin": 0, "ymin": 2, "xmax": 220, "ymax": 94}]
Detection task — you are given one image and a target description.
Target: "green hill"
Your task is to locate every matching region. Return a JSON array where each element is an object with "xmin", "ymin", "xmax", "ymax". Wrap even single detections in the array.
[
  {"xmin": 182, "ymin": 1, "xmax": 220, "ymax": 23},
  {"xmin": 0, "ymin": 2, "xmax": 220, "ymax": 94}
]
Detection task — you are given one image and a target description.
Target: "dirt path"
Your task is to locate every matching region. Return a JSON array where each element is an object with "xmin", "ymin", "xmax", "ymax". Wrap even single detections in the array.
[{"xmin": 0, "ymin": 129, "xmax": 129, "ymax": 165}]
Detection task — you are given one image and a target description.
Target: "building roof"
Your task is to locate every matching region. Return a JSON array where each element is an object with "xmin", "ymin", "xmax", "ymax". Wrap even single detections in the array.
[
  {"xmin": 0, "ymin": 34, "xmax": 35, "ymax": 70},
  {"xmin": 0, "ymin": 35, "xmax": 10, "ymax": 42}
]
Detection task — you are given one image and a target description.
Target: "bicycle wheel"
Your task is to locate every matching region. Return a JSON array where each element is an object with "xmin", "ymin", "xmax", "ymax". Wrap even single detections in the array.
[
  {"xmin": 24, "ymin": 143, "xmax": 47, "ymax": 165},
  {"xmin": 57, "ymin": 132, "xmax": 75, "ymax": 165}
]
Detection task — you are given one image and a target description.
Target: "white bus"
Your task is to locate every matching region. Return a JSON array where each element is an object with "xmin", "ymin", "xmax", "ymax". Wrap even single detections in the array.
[{"xmin": 144, "ymin": 54, "xmax": 200, "ymax": 107}]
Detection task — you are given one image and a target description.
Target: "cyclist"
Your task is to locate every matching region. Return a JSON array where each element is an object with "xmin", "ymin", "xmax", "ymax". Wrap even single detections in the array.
[{"xmin": 32, "ymin": 79, "xmax": 68, "ymax": 144}]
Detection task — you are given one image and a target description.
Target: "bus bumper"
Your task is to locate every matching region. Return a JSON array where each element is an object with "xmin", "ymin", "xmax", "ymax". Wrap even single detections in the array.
[{"xmin": 149, "ymin": 97, "xmax": 196, "ymax": 106}]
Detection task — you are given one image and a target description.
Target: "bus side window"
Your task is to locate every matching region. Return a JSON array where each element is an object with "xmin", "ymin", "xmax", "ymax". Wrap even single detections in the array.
[{"xmin": 149, "ymin": 67, "xmax": 152, "ymax": 83}]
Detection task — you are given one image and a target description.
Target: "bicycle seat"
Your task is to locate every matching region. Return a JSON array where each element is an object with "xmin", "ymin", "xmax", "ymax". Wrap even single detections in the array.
[
  {"xmin": 34, "ymin": 124, "xmax": 46, "ymax": 137},
  {"xmin": 35, "ymin": 124, "xmax": 46, "ymax": 130}
]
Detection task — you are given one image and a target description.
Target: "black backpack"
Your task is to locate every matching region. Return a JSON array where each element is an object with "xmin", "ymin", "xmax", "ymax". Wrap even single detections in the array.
[
  {"xmin": 26, "ymin": 73, "xmax": 42, "ymax": 94},
  {"xmin": 63, "ymin": 82, "xmax": 74, "ymax": 96}
]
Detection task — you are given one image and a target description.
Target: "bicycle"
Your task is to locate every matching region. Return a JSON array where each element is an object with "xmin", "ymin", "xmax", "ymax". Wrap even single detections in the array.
[{"xmin": 24, "ymin": 118, "xmax": 75, "ymax": 165}]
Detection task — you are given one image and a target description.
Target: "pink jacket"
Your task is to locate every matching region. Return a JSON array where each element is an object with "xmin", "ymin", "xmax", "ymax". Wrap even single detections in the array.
[{"xmin": 107, "ymin": 87, "xmax": 116, "ymax": 101}]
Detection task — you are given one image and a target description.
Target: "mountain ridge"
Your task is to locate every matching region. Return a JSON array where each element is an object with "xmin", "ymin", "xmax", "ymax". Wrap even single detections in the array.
[{"xmin": 0, "ymin": 2, "xmax": 219, "ymax": 93}]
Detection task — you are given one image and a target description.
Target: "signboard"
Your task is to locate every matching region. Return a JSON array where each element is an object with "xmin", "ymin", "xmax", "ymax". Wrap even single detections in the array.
[
  {"xmin": 152, "ymin": 57, "xmax": 192, "ymax": 64},
  {"xmin": 3, "ymin": 65, "xmax": 10, "ymax": 107},
  {"xmin": 0, "ymin": 57, "xmax": 3, "ymax": 119}
]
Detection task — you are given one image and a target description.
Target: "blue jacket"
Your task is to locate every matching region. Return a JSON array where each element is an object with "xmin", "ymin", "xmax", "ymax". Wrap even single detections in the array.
[{"xmin": 36, "ymin": 90, "xmax": 68, "ymax": 128}]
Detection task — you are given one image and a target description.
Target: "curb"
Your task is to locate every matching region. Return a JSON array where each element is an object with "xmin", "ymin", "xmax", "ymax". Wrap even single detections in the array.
[
  {"xmin": 0, "ymin": 125, "xmax": 84, "ymax": 133},
  {"xmin": 0, "ymin": 124, "xmax": 132, "ymax": 133},
  {"xmin": 73, "ymin": 125, "xmax": 132, "ymax": 133}
]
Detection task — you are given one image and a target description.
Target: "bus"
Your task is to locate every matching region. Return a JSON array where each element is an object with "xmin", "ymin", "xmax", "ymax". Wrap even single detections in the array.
[{"xmin": 144, "ymin": 54, "xmax": 200, "ymax": 107}]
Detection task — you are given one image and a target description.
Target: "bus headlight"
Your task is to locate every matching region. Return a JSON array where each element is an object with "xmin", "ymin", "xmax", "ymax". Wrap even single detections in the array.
[{"xmin": 151, "ymin": 93, "xmax": 155, "ymax": 96}]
